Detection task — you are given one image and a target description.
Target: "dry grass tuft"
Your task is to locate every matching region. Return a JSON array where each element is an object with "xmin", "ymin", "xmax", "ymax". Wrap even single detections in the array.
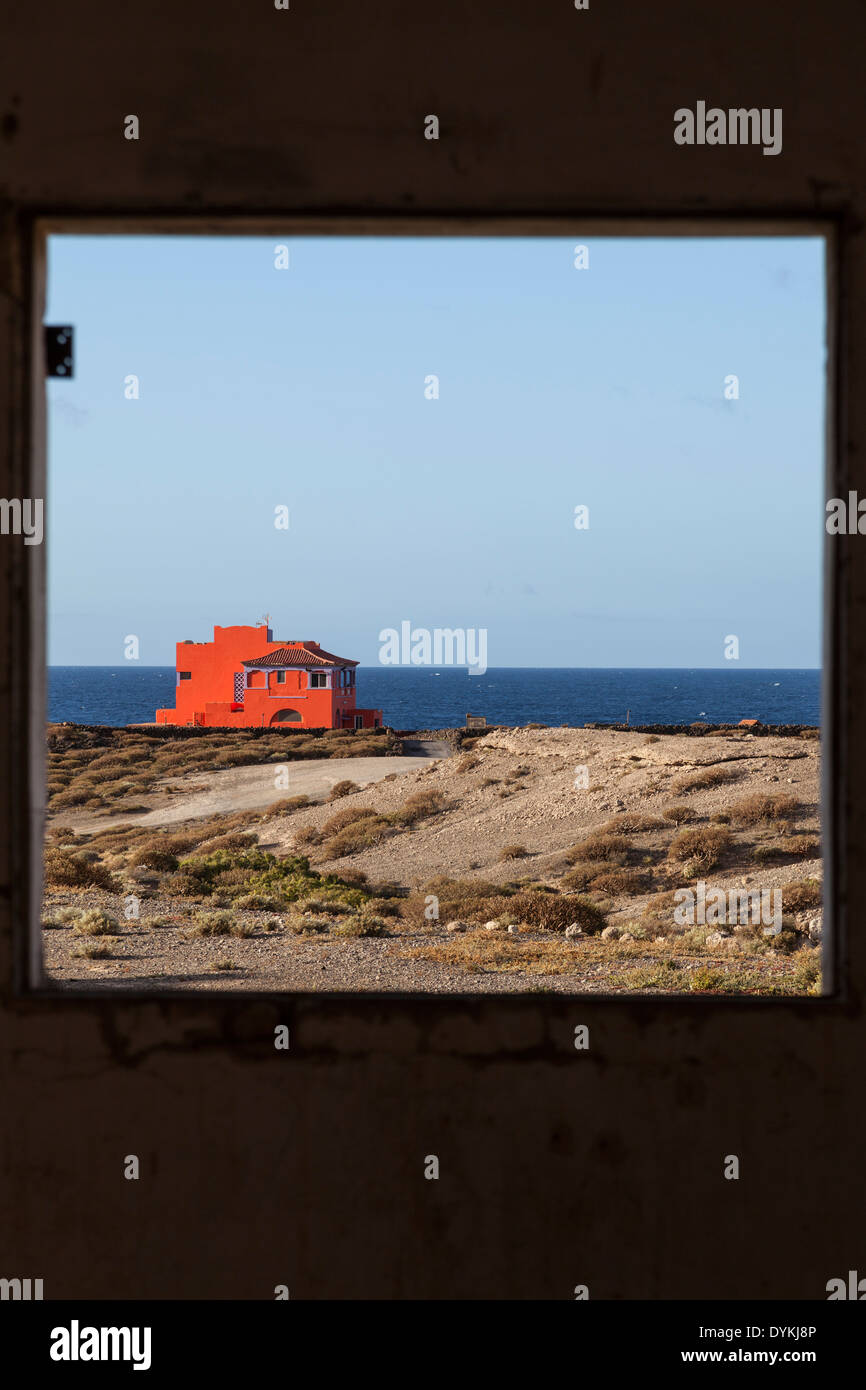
[
  {"xmin": 565, "ymin": 833, "xmax": 631, "ymax": 864},
  {"xmin": 670, "ymin": 765, "xmax": 739, "ymax": 794},
  {"xmin": 729, "ymin": 792, "xmax": 802, "ymax": 826}
]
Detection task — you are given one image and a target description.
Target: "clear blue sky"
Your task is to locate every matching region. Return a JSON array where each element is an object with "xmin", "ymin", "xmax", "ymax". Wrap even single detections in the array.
[{"xmin": 46, "ymin": 234, "xmax": 826, "ymax": 667}]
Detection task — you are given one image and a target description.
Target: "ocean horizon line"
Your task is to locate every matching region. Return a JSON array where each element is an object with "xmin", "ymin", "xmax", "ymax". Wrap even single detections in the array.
[{"xmin": 48, "ymin": 663, "xmax": 822, "ymax": 672}]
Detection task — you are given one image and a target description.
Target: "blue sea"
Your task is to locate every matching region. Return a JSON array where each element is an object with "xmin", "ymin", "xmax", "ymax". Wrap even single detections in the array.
[{"xmin": 48, "ymin": 667, "xmax": 821, "ymax": 729}]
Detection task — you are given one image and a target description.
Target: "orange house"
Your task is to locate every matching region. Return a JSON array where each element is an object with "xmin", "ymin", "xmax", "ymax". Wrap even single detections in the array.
[{"xmin": 155, "ymin": 623, "xmax": 383, "ymax": 730}]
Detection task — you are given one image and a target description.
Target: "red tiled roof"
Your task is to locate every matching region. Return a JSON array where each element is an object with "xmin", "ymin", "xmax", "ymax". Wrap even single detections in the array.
[{"xmin": 241, "ymin": 643, "xmax": 358, "ymax": 669}]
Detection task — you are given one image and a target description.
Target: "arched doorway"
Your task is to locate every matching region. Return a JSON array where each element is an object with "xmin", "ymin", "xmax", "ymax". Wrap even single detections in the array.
[{"xmin": 270, "ymin": 708, "xmax": 303, "ymax": 725}]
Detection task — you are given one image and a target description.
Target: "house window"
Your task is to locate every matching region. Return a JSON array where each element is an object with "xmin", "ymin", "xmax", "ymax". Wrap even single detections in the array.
[
  {"xmin": 354, "ymin": 715, "xmax": 364, "ymax": 730},
  {"xmin": 276, "ymin": 670, "xmax": 286, "ymax": 684},
  {"xmin": 309, "ymin": 672, "xmax": 328, "ymax": 689},
  {"xmin": 178, "ymin": 671, "xmax": 191, "ymax": 680}
]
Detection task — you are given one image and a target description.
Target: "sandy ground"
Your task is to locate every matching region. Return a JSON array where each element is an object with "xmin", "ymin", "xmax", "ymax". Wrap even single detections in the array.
[
  {"xmin": 267, "ymin": 726, "xmax": 821, "ymax": 895},
  {"xmin": 43, "ymin": 726, "xmax": 822, "ymax": 994}
]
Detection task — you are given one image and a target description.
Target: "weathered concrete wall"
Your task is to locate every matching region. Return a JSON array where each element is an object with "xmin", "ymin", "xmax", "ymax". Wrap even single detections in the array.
[{"xmin": 1, "ymin": 1, "xmax": 864, "ymax": 1298}]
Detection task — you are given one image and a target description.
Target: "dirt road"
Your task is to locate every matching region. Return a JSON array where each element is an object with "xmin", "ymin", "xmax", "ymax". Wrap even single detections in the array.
[{"xmin": 66, "ymin": 751, "xmax": 442, "ymax": 832}]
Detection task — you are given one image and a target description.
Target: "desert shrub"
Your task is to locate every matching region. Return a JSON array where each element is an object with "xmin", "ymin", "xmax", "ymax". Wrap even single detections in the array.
[
  {"xmin": 48, "ymin": 825, "xmax": 77, "ymax": 843},
  {"xmin": 561, "ymin": 862, "xmax": 602, "ymax": 891},
  {"xmin": 498, "ymin": 844, "xmax": 528, "ymax": 861},
  {"xmin": 190, "ymin": 911, "xmax": 234, "ymax": 936},
  {"xmin": 790, "ymin": 948, "xmax": 822, "ymax": 992},
  {"xmin": 211, "ymin": 958, "xmax": 238, "ymax": 972},
  {"xmin": 301, "ymin": 898, "xmax": 353, "ymax": 920},
  {"xmin": 565, "ymin": 833, "xmax": 631, "ymax": 864},
  {"xmin": 195, "ymin": 832, "xmax": 258, "ymax": 856},
  {"xmin": 49, "ymin": 787, "xmax": 93, "ymax": 809},
  {"xmin": 72, "ymin": 939, "xmax": 116, "ymax": 959},
  {"xmin": 328, "ymin": 780, "xmax": 359, "ymax": 801},
  {"xmin": 44, "ymin": 848, "xmax": 121, "ymax": 893},
  {"xmin": 70, "ymin": 908, "xmax": 118, "ymax": 936},
  {"xmin": 670, "ymin": 766, "xmax": 738, "ymax": 794},
  {"xmin": 662, "ymin": 805, "xmax": 698, "ymax": 825},
  {"xmin": 642, "ymin": 890, "xmax": 682, "ymax": 928},
  {"xmin": 333, "ymin": 914, "xmax": 389, "ymax": 938},
  {"xmin": 265, "ymin": 796, "xmax": 310, "ymax": 816},
  {"xmin": 365, "ymin": 896, "xmax": 400, "ymax": 917},
  {"xmin": 322, "ymin": 805, "xmax": 379, "ymax": 836},
  {"xmin": 765, "ymin": 924, "xmax": 803, "ymax": 955},
  {"xmin": 322, "ymin": 816, "xmax": 391, "ymax": 858},
  {"xmin": 391, "ymin": 789, "xmax": 449, "ymax": 826},
  {"xmin": 163, "ymin": 869, "xmax": 209, "ymax": 898},
  {"xmin": 233, "ymin": 892, "xmax": 284, "ymax": 912},
  {"xmin": 480, "ymin": 777, "xmax": 500, "ymax": 788},
  {"xmin": 729, "ymin": 793, "xmax": 801, "ymax": 826},
  {"xmin": 668, "ymin": 826, "xmax": 731, "ymax": 870},
  {"xmin": 786, "ymin": 835, "xmax": 820, "ymax": 857},
  {"xmin": 335, "ymin": 868, "xmax": 368, "ymax": 887},
  {"xmin": 752, "ymin": 845, "xmax": 786, "ymax": 865},
  {"xmin": 587, "ymin": 866, "xmax": 651, "ymax": 895},
  {"xmin": 781, "ymin": 879, "xmax": 822, "ymax": 912},
  {"xmin": 600, "ymin": 812, "xmax": 664, "ymax": 834},
  {"xmin": 127, "ymin": 844, "xmax": 180, "ymax": 872},
  {"xmin": 169, "ymin": 846, "xmax": 368, "ymax": 916},
  {"xmin": 456, "ymin": 755, "xmax": 480, "ymax": 773},
  {"xmin": 289, "ymin": 913, "xmax": 333, "ymax": 935},
  {"xmin": 42, "ymin": 906, "xmax": 83, "ymax": 928},
  {"xmin": 401, "ymin": 877, "xmax": 503, "ymax": 927},
  {"xmin": 161, "ymin": 831, "xmax": 209, "ymax": 855},
  {"xmin": 644, "ymin": 735, "xmax": 661, "ymax": 744},
  {"xmin": 505, "ymin": 891, "xmax": 606, "ymax": 935},
  {"xmin": 710, "ymin": 812, "xmax": 731, "ymax": 824},
  {"xmin": 293, "ymin": 826, "xmax": 322, "ymax": 848}
]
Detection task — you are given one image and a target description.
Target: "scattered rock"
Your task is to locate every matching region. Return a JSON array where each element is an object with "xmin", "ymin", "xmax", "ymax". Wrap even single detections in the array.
[
  {"xmin": 564, "ymin": 923, "xmax": 583, "ymax": 938},
  {"xmin": 601, "ymin": 924, "xmax": 622, "ymax": 941},
  {"xmin": 445, "ymin": 920, "xmax": 467, "ymax": 933},
  {"xmin": 507, "ymin": 924, "xmax": 519, "ymax": 935},
  {"xmin": 484, "ymin": 920, "xmax": 502, "ymax": 932},
  {"xmin": 808, "ymin": 918, "xmax": 823, "ymax": 942},
  {"xmin": 705, "ymin": 930, "xmax": 728, "ymax": 947}
]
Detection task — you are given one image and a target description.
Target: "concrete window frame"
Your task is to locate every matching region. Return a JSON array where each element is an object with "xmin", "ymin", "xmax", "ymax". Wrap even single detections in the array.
[{"xmin": 14, "ymin": 213, "xmax": 844, "ymax": 1000}]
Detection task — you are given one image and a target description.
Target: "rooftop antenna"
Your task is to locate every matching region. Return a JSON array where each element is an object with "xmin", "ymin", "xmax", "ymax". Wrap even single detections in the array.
[{"xmin": 260, "ymin": 613, "xmax": 273, "ymax": 629}]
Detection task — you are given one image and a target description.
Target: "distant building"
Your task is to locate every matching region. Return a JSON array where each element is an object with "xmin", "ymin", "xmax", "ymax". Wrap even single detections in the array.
[
  {"xmin": 155, "ymin": 623, "xmax": 383, "ymax": 729},
  {"xmin": 738, "ymin": 718, "xmax": 762, "ymax": 728}
]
